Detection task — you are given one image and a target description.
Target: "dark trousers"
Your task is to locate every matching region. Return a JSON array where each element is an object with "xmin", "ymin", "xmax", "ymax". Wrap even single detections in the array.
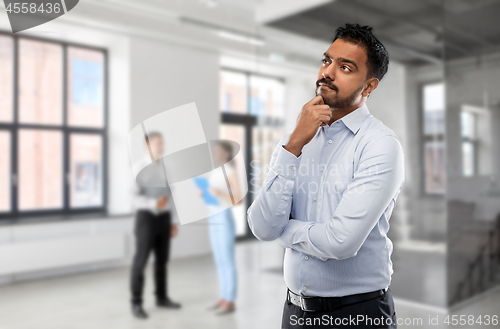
[
  {"xmin": 282, "ymin": 288, "xmax": 397, "ymax": 329},
  {"xmin": 130, "ymin": 210, "xmax": 171, "ymax": 305}
]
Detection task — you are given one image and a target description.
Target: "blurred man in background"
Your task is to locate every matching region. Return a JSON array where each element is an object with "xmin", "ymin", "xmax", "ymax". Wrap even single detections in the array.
[{"xmin": 130, "ymin": 132, "xmax": 181, "ymax": 319}]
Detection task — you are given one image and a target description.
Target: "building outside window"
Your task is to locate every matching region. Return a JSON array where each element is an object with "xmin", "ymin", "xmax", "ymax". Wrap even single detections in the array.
[{"xmin": 0, "ymin": 33, "xmax": 107, "ymax": 219}]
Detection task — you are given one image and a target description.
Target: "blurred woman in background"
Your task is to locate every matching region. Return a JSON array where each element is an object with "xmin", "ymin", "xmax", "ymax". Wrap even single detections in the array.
[{"xmin": 206, "ymin": 141, "xmax": 242, "ymax": 315}]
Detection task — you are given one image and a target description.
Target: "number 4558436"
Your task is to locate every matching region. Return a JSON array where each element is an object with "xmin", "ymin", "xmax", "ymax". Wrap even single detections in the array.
[
  {"xmin": 6, "ymin": 2, "xmax": 62, "ymax": 14},
  {"xmin": 444, "ymin": 315, "xmax": 498, "ymax": 326}
]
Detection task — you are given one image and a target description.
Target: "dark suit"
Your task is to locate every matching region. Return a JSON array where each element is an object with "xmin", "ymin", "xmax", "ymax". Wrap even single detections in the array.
[{"xmin": 130, "ymin": 210, "xmax": 172, "ymax": 305}]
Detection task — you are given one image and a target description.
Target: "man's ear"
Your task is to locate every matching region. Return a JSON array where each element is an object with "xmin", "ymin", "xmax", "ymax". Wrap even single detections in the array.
[{"xmin": 362, "ymin": 78, "xmax": 379, "ymax": 97}]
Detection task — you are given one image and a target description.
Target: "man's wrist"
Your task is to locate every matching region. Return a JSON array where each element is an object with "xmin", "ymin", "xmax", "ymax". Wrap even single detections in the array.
[{"xmin": 284, "ymin": 136, "xmax": 304, "ymax": 157}]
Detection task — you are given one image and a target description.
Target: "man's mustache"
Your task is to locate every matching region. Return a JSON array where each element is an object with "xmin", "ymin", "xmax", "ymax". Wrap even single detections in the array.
[{"xmin": 316, "ymin": 79, "xmax": 338, "ymax": 92}]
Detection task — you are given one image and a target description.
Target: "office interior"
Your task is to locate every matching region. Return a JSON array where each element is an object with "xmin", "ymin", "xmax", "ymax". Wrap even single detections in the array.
[{"xmin": 0, "ymin": 0, "xmax": 500, "ymax": 328}]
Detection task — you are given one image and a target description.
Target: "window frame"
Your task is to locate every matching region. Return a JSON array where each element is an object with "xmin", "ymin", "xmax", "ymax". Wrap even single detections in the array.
[
  {"xmin": 219, "ymin": 68, "xmax": 285, "ymax": 239},
  {"xmin": 0, "ymin": 31, "xmax": 108, "ymax": 221},
  {"xmin": 460, "ymin": 110, "xmax": 478, "ymax": 177}
]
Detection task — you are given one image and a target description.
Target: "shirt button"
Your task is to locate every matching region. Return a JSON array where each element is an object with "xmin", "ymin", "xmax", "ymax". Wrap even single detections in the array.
[
  {"xmin": 328, "ymin": 140, "xmax": 332, "ymax": 144},
  {"xmin": 313, "ymin": 197, "xmax": 317, "ymax": 202},
  {"xmin": 283, "ymin": 196, "xmax": 288, "ymax": 201},
  {"xmin": 305, "ymin": 256, "xmax": 309, "ymax": 260},
  {"xmin": 291, "ymin": 166, "xmax": 296, "ymax": 171},
  {"xmin": 320, "ymin": 167, "xmax": 324, "ymax": 172},
  {"xmin": 303, "ymin": 287, "xmax": 307, "ymax": 291}
]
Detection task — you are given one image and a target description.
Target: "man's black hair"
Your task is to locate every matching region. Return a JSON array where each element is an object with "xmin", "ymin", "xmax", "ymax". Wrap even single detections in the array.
[{"xmin": 333, "ymin": 23, "xmax": 389, "ymax": 81}]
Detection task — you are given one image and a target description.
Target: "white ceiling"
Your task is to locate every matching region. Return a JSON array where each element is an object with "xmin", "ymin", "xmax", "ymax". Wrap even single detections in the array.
[{"xmin": 50, "ymin": 0, "xmax": 331, "ymax": 69}]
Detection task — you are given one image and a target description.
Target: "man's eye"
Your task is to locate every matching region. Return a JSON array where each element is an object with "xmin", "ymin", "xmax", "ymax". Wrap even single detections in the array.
[
  {"xmin": 322, "ymin": 59, "xmax": 329, "ymax": 64},
  {"xmin": 342, "ymin": 65, "xmax": 350, "ymax": 71}
]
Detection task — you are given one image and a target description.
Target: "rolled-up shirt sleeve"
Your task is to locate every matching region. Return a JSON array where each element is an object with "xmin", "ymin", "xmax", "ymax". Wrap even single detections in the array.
[
  {"xmin": 278, "ymin": 134, "xmax": 405, "ymax": 260},
  {"xmin": 247, "ymin": 136, "xmax": 302, "ymax": 241}
]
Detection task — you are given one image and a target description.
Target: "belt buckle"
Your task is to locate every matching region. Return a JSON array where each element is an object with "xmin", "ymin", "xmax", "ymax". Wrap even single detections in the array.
[{"xmin": 300, "ymin": 296, "xmax": 316, "ymax": 312}]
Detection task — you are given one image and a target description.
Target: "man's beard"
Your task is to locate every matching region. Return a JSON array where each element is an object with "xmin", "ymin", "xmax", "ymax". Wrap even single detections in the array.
[{"xmin": 315, "ymin": 79, "xmax": 363, "ymax": 110}]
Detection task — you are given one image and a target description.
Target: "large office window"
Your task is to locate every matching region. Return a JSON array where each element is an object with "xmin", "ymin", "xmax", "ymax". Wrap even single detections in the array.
[
  {"xmin": 459, "ymin": 104, "xmax": 494, "ymax": 177},
  {"xmin": 0, "ymin": 33, "xmax": 107, "ymax": 219},
  {"xmin": 219, "ymin": 69, "xmax": 285, "ymax": 237},
  {"xmin": 422, "ymin": 82, "xmax": 446, "ymax": 194}
]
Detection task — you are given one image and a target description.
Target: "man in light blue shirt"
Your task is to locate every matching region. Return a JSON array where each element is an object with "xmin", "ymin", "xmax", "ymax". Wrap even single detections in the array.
[{"xmin": 247, "ymin": 24, "xmax": 404, "ymax": 328}]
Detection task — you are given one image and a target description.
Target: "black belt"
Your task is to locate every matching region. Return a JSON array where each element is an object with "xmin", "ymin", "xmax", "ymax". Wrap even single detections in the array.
[{"xmin": 287, "ymin": 288, "xmax": 386, "ymax": 312}]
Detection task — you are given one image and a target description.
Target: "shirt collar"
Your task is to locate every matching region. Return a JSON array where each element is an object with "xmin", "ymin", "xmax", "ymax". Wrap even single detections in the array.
[{"xmin": 333, "ymin": 103, "xmax": 371, "ymax": 135}]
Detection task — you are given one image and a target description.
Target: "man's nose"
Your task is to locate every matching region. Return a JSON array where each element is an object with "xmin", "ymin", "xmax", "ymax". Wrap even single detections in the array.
[{"xmin": 322, "ymin": 66, "xmax": 335, "ymax": 81}]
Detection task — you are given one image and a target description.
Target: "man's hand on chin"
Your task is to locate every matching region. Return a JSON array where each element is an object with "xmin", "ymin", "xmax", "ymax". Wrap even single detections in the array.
[{"xmin": 285, "ymin": 95, "xmax": 331, "ymax": 157}]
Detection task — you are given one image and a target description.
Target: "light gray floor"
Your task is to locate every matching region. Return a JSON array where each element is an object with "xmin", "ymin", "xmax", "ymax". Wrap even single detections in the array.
[{"xmin": 0, "ymin": 240, "xmax": 499, "ymax": 329}]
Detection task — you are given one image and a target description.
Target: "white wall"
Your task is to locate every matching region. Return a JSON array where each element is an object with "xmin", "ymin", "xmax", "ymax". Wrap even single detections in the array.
[
  {"xmin": 364, "ymin": 62, "xmax": 410, "ymax": 241},
  {"xmin": 403, "ymin": 64, "xmax": 446, "ymax": 241},
  {"xmin": 129, "ymin": 37, "xmax": 220, "ymax": 140},
  {"xmin": 284, "ymin": 74, "xmax": 317, "ymax": 134},
  {"xmin": 129, "ymin": 36, "xmax": 222, "ymax": 259},
  {"xmin": 0, "ymin": 217, "xmax": 133, "ymax": 285}
]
